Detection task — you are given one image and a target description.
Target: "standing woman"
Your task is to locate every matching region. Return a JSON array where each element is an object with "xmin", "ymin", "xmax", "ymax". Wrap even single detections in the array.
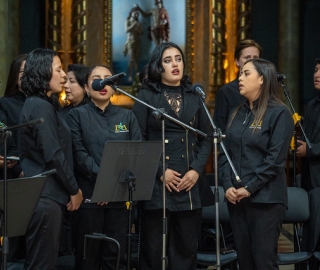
[
  {"xmin": 66, "ymin": 65, "xmax": 141, "ymax": 270},
  {"xmin": 18, "ymin": 48, "xmax": 83, "ymax": 270},
  {"xmin": 132, "ymin": 42, "xmax": 212, "ymax": 269},
  {"xmin": 59, "ymin": 63, "xmax": 90, "ymax": 256},
  {"xmin": 220, "ymin": 58, "xmax": 294, "ymax": 270},
  {"xmin": 0, "ymin": 54, "xmax": 27, "ymax": 178},
  {"xmin": 0, "ymin": 54, "xmax": 27, "ymax": 140},
  {"xmin": 0, "ymin": 54, "xmax": 27, "ymax": 262}
]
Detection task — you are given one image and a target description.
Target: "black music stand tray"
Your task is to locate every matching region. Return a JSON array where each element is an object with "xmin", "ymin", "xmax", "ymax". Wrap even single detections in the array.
[
  {"xmin": 86, "ymin": 140, "xmax": 162, "ymax": 270},
  {"xmin": 0, "ymin": 176, "xmax": 46, "ymax": 237}
]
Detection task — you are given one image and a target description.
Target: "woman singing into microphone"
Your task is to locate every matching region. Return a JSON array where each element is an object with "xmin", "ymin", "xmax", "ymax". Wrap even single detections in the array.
[{"xmin": 66, "ymin": 65, "xmax": 141, "ymax": 270}]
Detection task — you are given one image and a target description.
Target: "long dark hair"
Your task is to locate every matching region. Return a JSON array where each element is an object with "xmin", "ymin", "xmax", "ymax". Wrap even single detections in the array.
[
  {"xmin": 4, "ymin": 54, "xmax": 28, "ymax": 97},
  {"xmin": 228, "ymin": 58, "xmax": 284, "ymax": 133},
  {"xmin": 147, "ymin": 42, "xmax": 188, "ymax": 84}
]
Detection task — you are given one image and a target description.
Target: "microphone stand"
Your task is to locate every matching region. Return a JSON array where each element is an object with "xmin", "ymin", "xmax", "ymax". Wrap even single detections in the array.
[
  {"xmin": 0, "ymin": 118, "xmax": 43, "ymax": 270},
  {"xmin": 279, "ymin": 80, "xmax": 311, "ymax": 186},
  {"xmin": 112, "ymin": 85, "xmax": 206, "ymax": 270},
  {"xmin": 197, "ymin": 95, "xmax": 240, "ymax": 270}
]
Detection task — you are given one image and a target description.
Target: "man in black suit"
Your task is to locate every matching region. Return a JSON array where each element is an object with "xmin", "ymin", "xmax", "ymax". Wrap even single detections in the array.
[
  {"xmin": 297, "ymin": 58, "xmax": 320, "ymax": 257},
  {"xmin": 213, "ymin": 39, "xmax": 262, "ymax": 132},
  {"xmin": 297, "ymin": 58, "xmax": 320, "ymax": 190}
]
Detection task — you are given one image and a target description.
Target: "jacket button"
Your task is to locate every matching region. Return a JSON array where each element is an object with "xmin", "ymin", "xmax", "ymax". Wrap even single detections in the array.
[
  {"xmin": 190, "ymin": 121, "xmax": 193, "ymax": 126},
  {"xmin": 181, "ymin": 155, "xmax": 185, "ymax": 158},
  {"xmin": 181, "ymin": 138, "xmax": 184, "ymax": 142},
  {"xmin": 165, "ymin": 139, "xmax": 169, "ymax": 143},
  {"xmin": 165, "ymin": 156, "xmax": 170, "ymax": 160}
]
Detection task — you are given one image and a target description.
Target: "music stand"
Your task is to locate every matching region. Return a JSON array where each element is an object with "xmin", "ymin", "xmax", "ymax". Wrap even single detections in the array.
[
  {"xmin": 86, "ymin": 140, "xmax": 162, "ymax": 270},
  {"xmin": 0, "ymin": 176, "xmax": 46, "ymax": 238}
]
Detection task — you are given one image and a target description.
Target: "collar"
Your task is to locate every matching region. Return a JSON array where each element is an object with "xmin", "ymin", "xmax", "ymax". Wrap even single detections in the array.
[
  {"xmin": 89, "ymin": 100, "xmax": 113, "ymax": 113},
  {"xmin": 148, "ymin": 81, "xmax": 192, "ymax": 93}
]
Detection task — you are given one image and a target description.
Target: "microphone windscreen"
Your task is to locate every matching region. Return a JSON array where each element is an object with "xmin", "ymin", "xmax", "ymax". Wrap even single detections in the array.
[{"xmin": 92, "ymin": 79, "xmax": 104, "ymax": 91}]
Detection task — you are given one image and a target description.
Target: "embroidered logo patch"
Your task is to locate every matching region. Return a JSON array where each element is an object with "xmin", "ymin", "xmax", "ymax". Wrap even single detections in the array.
[
  {"xmin": 115, "ymin": 122, "xmax": 129, "ymax": 132},
  {"xmin": 249, "ymin": 120, "xmax": 262, "ymax": 129}
]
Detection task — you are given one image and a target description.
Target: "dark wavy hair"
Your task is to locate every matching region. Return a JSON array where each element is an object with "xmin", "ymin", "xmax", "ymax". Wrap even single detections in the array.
[
  {"xmin": 147, "ymin": 42, "xmax": 189, "ymax": 85},
  {"xmin": 21, "ymin": 48, "xmax": 57, "ymax": 98},
  {"xmin": 67, "ymin": 63, "xmax": 90, "ymax": 104},
  {"xmin": 4, "ymin": 54, "xmax": 28, "ymax": 97}
]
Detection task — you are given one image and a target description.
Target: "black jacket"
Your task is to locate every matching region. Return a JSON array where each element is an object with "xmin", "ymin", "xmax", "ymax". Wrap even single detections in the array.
[
  {"xmin": 0, "ymin": 91, "xmax": 25, "ymax": 177},
  {"xmin": 18, "ymin": 96, "xmax": 79, "ymax": 205},
  {"xmin": 219, "ymin": 100, "xmax": 294, "ymax": 206},
  {"xmin": 0, "ymin": 111, "xmax": 20, "ymax": 179},
  {"xmin": 66, "ymin": 101, "xmax": 142, "ymax": 208},
  {"xmin": 0, "ymin": 91, "xmax": 26, "ymax": 145},
  {"xmin": 132, "ymin": 81, "xmax": 213, "ymax": 211},
  {"xmin": 301, "ymin": 95, "xmax": 320, "ymax": 189}
]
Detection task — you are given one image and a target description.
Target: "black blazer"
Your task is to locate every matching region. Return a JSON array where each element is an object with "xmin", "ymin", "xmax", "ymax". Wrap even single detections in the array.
[
  {"xmin": 302, "ymin": 98, "xmax": 320, "ymax": 189},
  {"xmin": 132, "ymin": 82, "xmax": 213, "ymax": 211}
]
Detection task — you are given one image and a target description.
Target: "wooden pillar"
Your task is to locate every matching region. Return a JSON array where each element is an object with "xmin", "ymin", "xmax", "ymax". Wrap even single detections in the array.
[
  {"xmin": 278, "ymin": 0, "xmax": 301, "ymax": 112},
  {"xmin": 193, "ymin": 0, "xmax": 210, "ymax": 102},
  {"xmin": 0, "ymin": 0, "xmax": 20, "ymax": 96},
  {"xmin": 85, "ymin": 0, "xmax": 109, "ymax": 66}
]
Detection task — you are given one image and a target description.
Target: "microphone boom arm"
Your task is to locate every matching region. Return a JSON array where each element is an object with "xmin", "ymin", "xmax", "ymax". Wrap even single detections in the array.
[
  {"xmin": 280, "ymin": 81, "xmax": 312, "ymax": 149},
  {"xmin": 112, "ymin": 86, "xmax": 207, "ymax": 137},
  {"xmin": 199, "ymin": 98, "xmax": 241, "ymax": 182}
]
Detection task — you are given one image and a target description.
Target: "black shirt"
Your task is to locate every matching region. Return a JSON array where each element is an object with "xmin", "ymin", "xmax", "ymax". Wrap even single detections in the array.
[
  {"xmin": 18, "ymin": 96, "xmax": 79, "ymax": 205},
  {"xmin": 305, "ymin": 94, "xmax": 320, "ymax": 141},
  {"xmin": 219, "ymin": 100, "xmax": 294, "ymax": 206},
  {"xmin": 0, "ymin": 91, "xmax": 26, "ymax": 146},
  {"xmin": 66, "ymin": 101, "xmax": 142, "ymax": 207}
]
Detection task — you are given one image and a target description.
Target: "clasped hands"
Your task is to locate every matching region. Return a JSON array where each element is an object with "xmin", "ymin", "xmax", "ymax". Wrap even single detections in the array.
[
  {"xmin": 225, "ymin": 187, "xmax": 250, "ymax": 204},
  {"xmin": 160, "ymin": 168, "xmax": 199, "ymax": 192}
]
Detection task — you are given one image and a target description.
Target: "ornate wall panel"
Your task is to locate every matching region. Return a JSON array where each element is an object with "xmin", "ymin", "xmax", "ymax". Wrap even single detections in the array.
[
  {"xmin": 46, "ymin": 0, "xmax": 62, "ymax": 51},
  {"xmin": 70, "ymin": 0, "xmax": 87, "ymax": 64}
]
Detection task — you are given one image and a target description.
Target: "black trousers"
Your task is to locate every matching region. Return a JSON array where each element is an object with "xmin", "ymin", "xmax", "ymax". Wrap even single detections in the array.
[
  {"xmin": 228, "ymin": 200, "xmax": 286, "ymax": 270},
  {"xmin": 24, "ymin": 197, "xmax": 64, "ymax": 270},
  {"xmin": 73, "ymin": 207, "xmax": 128, "ymax": 270},
  {"xmin": 139, "ymin": 208, "xmax": 202, "ymax": 270}
]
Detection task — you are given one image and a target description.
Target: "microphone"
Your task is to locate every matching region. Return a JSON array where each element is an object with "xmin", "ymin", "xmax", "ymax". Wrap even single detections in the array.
[
  {"xmin": 276, "ymin": 72, "xmax": 286, "ymax": 81},
  {"xmin": 192, "ymin": 83, "xmax": 206, "ymax": 99},
  {"xmin": 91, "ymin": 72, "xmax": 126, "ymax": 90}
]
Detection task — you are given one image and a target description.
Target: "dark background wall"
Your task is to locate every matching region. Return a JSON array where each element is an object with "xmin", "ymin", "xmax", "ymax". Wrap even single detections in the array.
[
  {"xmin": 251, "ymin": 0, "xmax": 320, "ymax": 109},
  {"xmin": 301, "ymin": 0, "xmax": 320, "ymax": 105},
  {"xmin": 19, "ymin": 0, "xmax": 46, "ymax": 54},
  {"xmin": 19, "ymin": 0, "xmax": 320, "ymax": 109}
]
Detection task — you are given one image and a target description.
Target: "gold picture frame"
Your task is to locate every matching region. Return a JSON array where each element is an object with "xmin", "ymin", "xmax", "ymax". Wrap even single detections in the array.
[{"xmin": 104, "ymin": 0, "xmax": 195, "ymax": 92}]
